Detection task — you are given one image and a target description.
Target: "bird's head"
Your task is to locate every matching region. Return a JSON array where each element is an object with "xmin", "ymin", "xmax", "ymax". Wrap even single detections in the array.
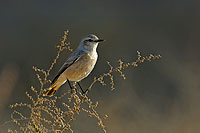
[{"xmin": 79, "ymin": 34, "xmax": 104, "ymax": 51}]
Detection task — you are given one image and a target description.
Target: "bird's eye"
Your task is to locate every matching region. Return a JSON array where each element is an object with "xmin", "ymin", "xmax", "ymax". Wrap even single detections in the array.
[{"xmin": 88, "ymin": 39, "xmax": 93, "ymax": 42}]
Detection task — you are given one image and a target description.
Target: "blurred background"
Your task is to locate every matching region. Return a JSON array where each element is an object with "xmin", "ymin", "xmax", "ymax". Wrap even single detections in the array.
[{"xmin": 0, "ymin": 0, "xmax": 200, "ymax": 132}]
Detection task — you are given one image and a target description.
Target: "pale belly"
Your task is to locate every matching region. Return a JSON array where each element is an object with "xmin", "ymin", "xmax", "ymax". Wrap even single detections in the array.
[{"xmin": 60, "ymin": 53, "xmax": 97, "ymax": 82}]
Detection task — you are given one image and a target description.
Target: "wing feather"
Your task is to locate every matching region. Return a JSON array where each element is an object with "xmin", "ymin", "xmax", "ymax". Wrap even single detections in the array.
[{"xmin": 51, "ymin": 50, "xmax": 84, "ymax": 85}]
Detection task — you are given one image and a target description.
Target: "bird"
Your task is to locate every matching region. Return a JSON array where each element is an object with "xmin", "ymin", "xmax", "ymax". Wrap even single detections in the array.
[{"xmin": 43, "ymin": 34, "xmax": 104, "ymax": 96}]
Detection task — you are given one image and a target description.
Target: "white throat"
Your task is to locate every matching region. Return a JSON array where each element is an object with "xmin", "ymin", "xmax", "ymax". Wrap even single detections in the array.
[{"xmin": 80, "ymin": 43, "xmax": 98, "ymax": 53}]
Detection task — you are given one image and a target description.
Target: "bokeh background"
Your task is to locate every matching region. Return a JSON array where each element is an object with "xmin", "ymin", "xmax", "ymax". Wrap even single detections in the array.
[{"xmin": 0, "ymin": 0, "xmax": 200, "ymax": 133}]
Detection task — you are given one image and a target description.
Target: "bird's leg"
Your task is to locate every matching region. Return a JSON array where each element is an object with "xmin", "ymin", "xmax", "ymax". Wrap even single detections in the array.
[
  {"xmin": 67, "ymin": 79, "xmax": 73, "ymax": 93},
  {"xmin": 77, "ymin": 82, "xmax": 84, "ymax": 93},
  {"xmin": 77, "ymin": 82, "xmax": 88, "ymax": 94},
  {"xmin": 67, "ymin": 79, "xmax": 79, "ymax": 93}
]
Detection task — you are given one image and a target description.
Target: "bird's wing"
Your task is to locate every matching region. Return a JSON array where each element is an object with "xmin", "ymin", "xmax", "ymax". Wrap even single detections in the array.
[{"xmin": 51, "ymin": 50, "xmax": 85, "ymax": 85}]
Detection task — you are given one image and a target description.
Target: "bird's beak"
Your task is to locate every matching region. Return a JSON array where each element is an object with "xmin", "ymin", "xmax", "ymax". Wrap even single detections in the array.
[{"xmin": 95, "ymin": 39, "xmax": 104, "ymax": 42}]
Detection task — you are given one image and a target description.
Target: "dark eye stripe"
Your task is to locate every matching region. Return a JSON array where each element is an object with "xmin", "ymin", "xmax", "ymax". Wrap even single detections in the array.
[{"xmin": 88, "ymin": 39, "xmax": 93, "ymax": 42}]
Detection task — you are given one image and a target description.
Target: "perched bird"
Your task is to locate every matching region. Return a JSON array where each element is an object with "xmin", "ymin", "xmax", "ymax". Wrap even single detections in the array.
[{"xmin": 43, "ymin": 34, "xmax": 104, "ymax": 96}]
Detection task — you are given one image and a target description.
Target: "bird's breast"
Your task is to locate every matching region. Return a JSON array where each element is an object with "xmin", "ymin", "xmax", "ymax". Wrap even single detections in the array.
[{"xmin": 63, "ymin": 52, "xmax": 97, "ymax": 81}]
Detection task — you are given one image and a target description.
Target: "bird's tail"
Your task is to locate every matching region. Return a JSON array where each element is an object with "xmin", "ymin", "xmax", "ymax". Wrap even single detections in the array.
[{"xmin": 43, "ymin": 85, "xmax": 59, "ymax": 97}]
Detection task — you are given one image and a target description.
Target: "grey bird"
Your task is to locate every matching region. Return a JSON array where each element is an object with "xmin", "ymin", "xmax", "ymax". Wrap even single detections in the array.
[{"xmin": 43, "ymin": 34, "xmax": 104, "ymax": 96}]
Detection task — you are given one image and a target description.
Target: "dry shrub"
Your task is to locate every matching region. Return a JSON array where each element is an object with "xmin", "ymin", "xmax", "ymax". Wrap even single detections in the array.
[{"xmin": 7, "ymin": 30, "xmax": 161, "ymax": 132}]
